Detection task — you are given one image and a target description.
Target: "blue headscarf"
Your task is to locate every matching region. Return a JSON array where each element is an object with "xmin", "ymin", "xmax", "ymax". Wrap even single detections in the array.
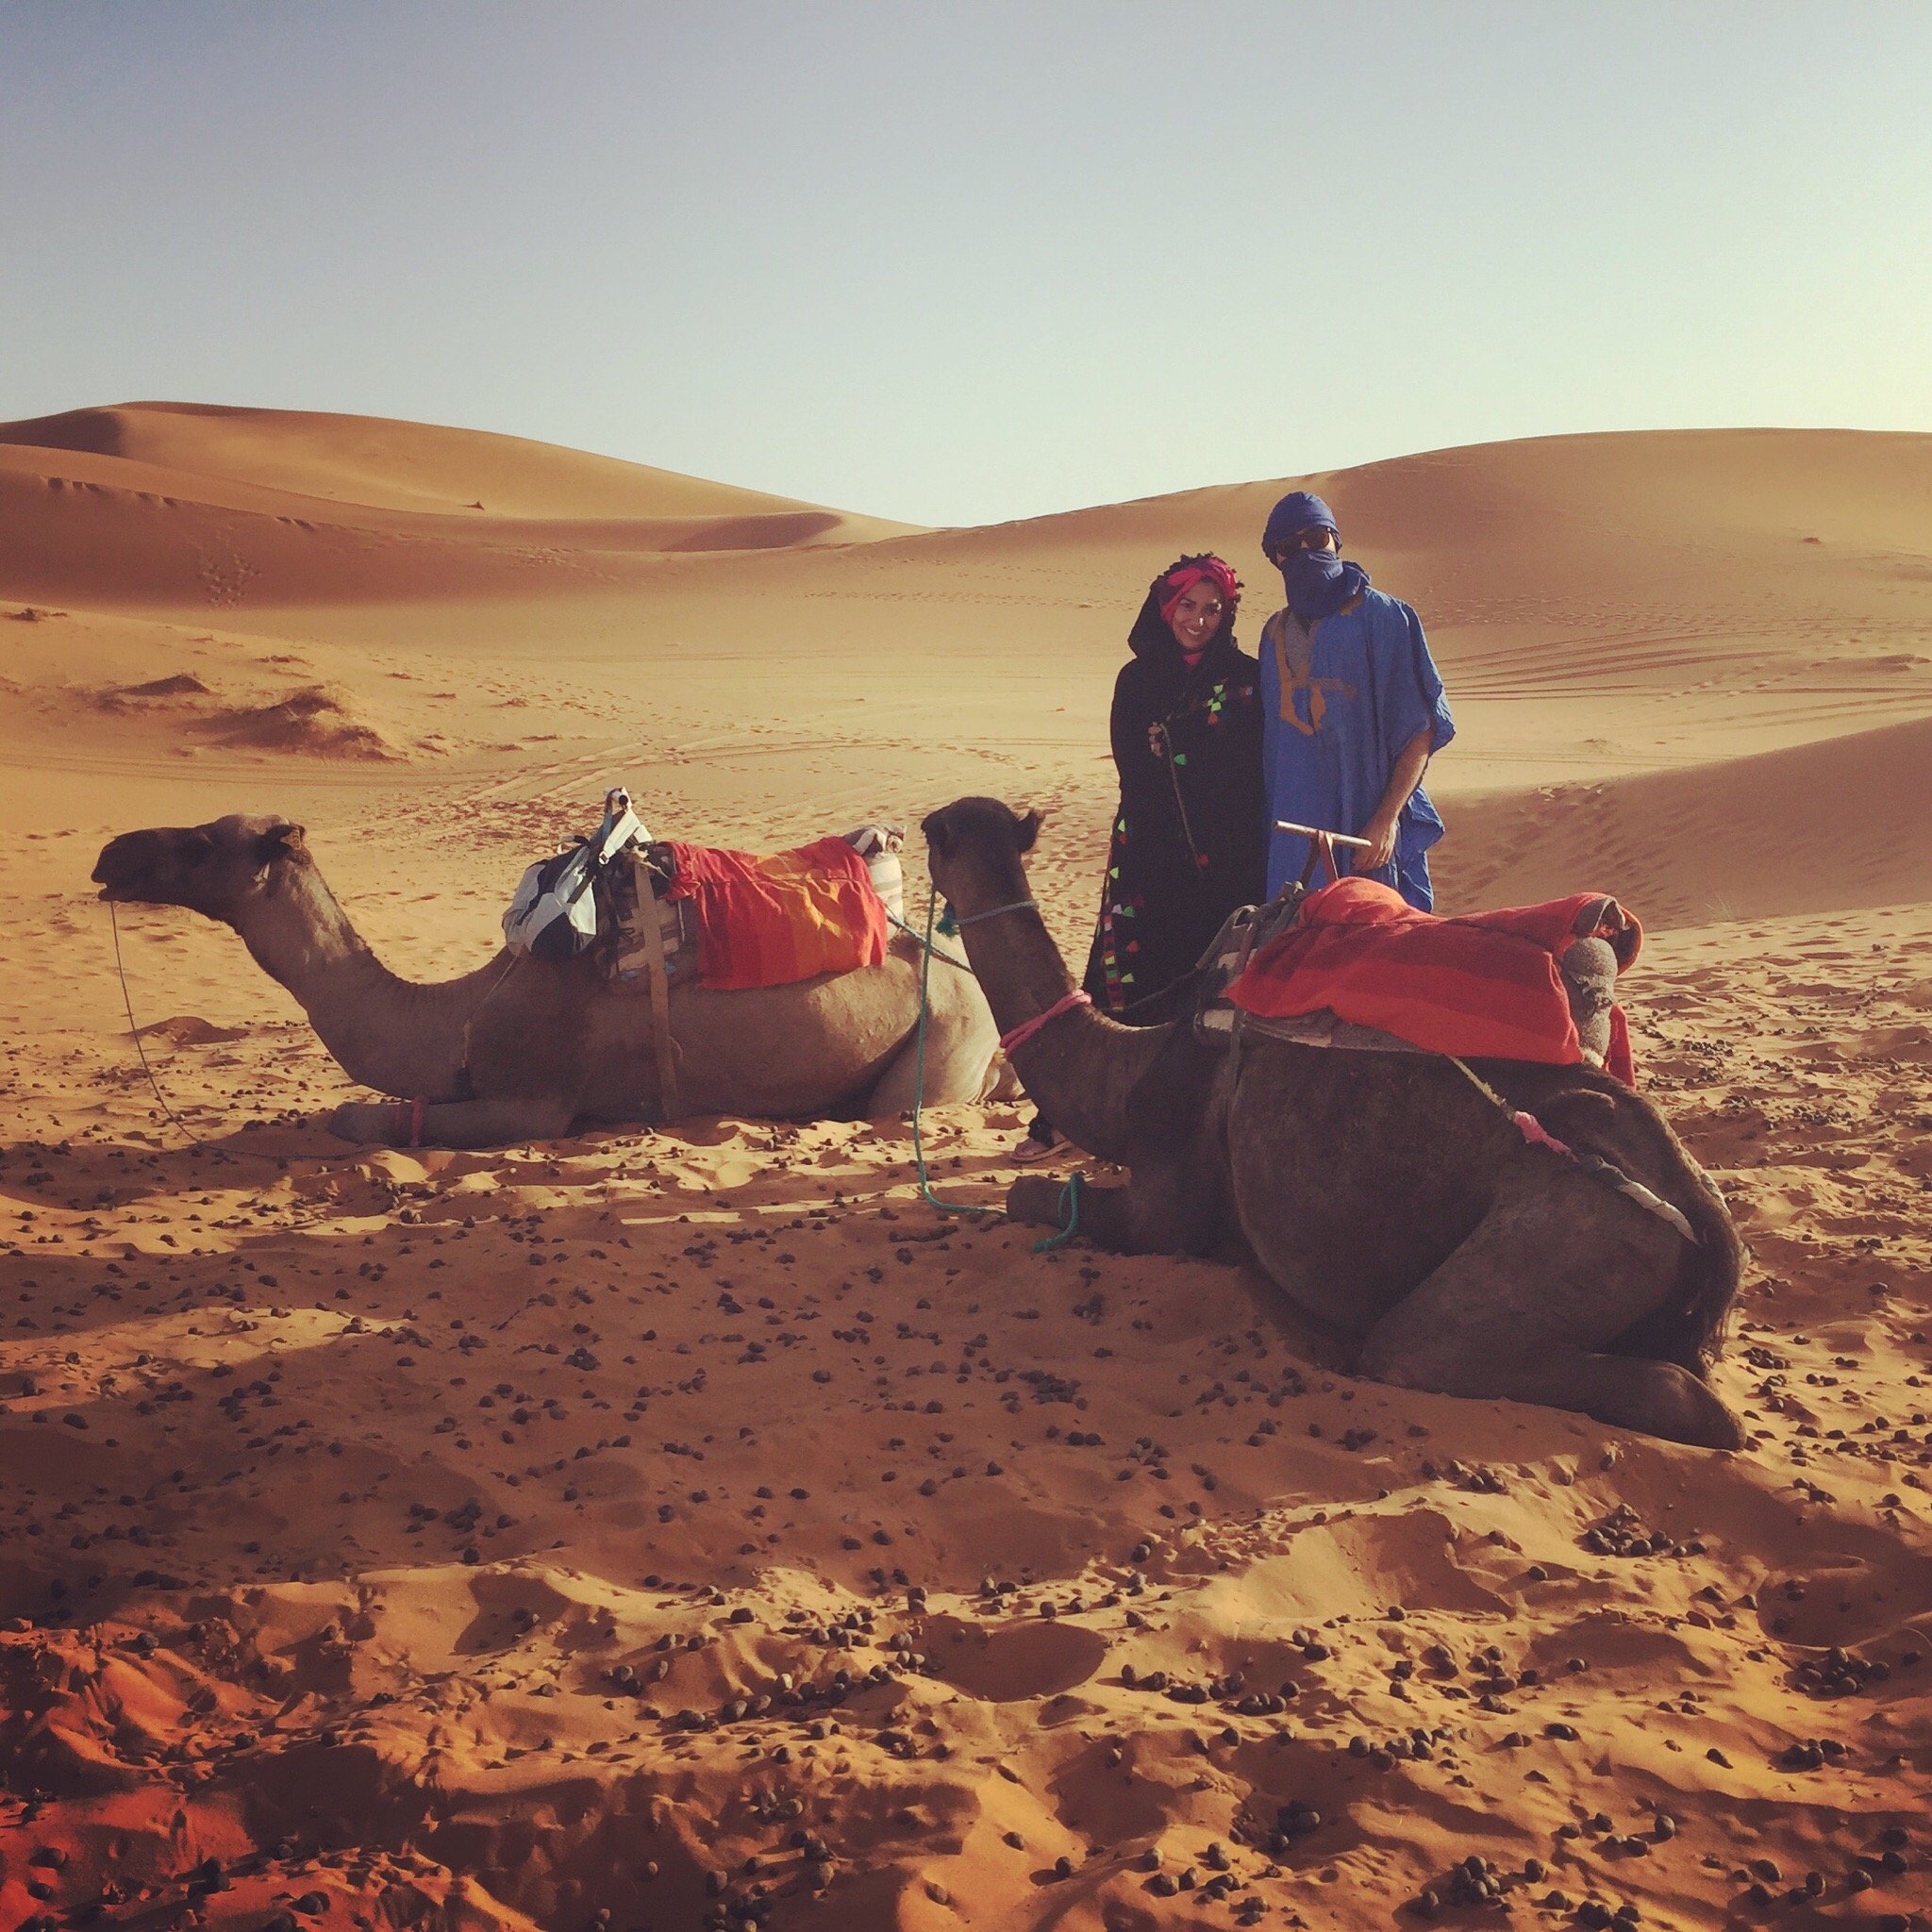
[
  {"xmin": 1263, "ymin": 490, "xmax": 1370, "ymax": 622},
  {"xmin": 1261, "ymin": 491, "xmax": 1338, "ymax": 551}
]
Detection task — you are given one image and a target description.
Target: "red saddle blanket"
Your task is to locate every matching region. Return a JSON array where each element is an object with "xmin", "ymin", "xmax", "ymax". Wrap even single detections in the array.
[
  {"xmin": 1228, "ymin": 876, "xmax": 1641, "ymax": 1084},
  {"xmin": 660, "ymin": 836, "xmax": 888, "ymax": 991}
]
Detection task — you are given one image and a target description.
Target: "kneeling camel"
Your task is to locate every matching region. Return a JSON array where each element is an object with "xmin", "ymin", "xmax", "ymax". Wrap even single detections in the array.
[
  {"xmin": 93, "ymin": 814, "xmax": 1006, "ymax": 1147},
  {"xmin": 924, "ymin": 797, "xmax": 1743, "ymax": 1450}
]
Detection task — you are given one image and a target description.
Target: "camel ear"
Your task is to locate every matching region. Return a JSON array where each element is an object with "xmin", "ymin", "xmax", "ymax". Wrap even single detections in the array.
[
  {"xmin": 1013, "ymin": 807, "xmax": 1043, "ymax": 854},
  {"xmin": 258, "ymin": 822, "xmax": 307, "ymax": 863},
  {"xmin": 920, "ymin": 809, "xmax": 953, "ymax": 860}
]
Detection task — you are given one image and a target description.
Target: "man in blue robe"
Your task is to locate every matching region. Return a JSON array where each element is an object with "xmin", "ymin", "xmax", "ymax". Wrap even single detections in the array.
[{"xmin": 1257, "ymin": 491, "xmax": 1455, "ymax": 909}]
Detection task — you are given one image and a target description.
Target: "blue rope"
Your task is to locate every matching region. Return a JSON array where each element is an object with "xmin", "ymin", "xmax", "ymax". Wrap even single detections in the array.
[
  {"xmin": 911, "ymin": 891, "xmax": 1000, "ymax": 1221},
  {"xmin": 1032, "ymin": 1172, "xmax": 1085, "ymax": 1253}
]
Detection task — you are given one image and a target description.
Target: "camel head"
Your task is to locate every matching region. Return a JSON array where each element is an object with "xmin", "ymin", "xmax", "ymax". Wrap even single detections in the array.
[
  {"xmin": 921, "ymin": 797, "xmax": 1042, "ymax": 921},
  {"xmin": 92, "ymin": 814, "xmax": 309, "ymax": 926}
]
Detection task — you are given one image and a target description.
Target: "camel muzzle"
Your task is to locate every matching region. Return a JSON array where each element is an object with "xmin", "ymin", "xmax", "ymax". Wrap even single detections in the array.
[{"xmin": 92, "ymin": 832, "xmax": 171, "ymax": 902}]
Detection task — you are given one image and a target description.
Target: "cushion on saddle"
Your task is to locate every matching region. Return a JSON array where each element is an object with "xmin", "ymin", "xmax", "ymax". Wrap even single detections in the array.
[
  {"xmin": 1226, "ymin": 876, "xmax": 1641, "ymax": 1084},
  {"xmin": 659, "ymin": 836, "xmax": 889, "ymax": 991}
]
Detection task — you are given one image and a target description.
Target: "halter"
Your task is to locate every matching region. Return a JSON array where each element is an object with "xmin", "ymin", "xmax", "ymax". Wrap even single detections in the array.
[
  {"xmin": 952, "ymin": 897, "xmax": 1040, "ymax": 927},
  {"xmin": 998, "ymin": 989, "xmax": 1092, "ymax": 1057}
]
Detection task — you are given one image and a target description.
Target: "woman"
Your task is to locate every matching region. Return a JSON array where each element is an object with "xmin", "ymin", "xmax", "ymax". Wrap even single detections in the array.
[{"xmin": 1016, "ymin": 553, "xmax": 1267, "ymax": 1161}]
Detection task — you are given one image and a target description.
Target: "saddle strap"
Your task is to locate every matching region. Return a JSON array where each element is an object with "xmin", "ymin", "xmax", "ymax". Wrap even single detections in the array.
[
  {"xmin": 633, "ymin": 857, "xmax": 683, "ymax": 1123},
  {"xmin": 1444, "ymin": 1055, "xmax": 1697, "ymax": 1246}
]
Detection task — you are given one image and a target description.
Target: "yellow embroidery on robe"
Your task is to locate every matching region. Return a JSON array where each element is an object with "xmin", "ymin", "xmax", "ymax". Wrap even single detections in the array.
[{"xmin": 1270, "ymin": 612, "xmax": 1356, "ymax": 737}]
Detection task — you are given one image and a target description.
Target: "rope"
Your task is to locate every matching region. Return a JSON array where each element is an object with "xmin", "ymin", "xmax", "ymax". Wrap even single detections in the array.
[
  {"xmin": 953, "ymin": 897, "xmax": 1039, "ymax": 928},
  {"xmin": 998, "ymin": 989, "xmax": 1091, "ymax": 1058},
  {"xmin": 886, "ymin": 909, "xmax": 972, "ymax": 972},
  {"xmin": 108, "ymin": 902, "xmax": 283, "ymax": 1163},
  {"xmin": 1032, "ymin": 1172, "xmax": 1085, "ymax": 1253},
  {"xmin": 907, "ymin": 893, "xmax": 1091, "ymax": 1255},
  {"xmin": 909, "ymin": 890, "xmax": 1001, "ymax": 1222},
  {"xmin": 1157, "ymin": 722, "xmax": 1208, "ymax": 876},
  {"xmin": 1444, "ymin": 1054, "xmax": 1697, "ymax": 1245}
]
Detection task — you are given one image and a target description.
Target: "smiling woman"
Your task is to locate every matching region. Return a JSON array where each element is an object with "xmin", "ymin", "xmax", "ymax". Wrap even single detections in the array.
[
  {"xmin": 1016, "ymin": 551, "xmax": 1265, "ymax": 1161},
  {"xmin": 1082, "ymin": 554, "xmax": 1266, "ymax": 1017}
]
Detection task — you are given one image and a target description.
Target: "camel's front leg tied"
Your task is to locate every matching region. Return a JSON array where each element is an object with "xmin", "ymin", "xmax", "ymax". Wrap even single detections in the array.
[
  {"xmin": 1007, "ymin": 1173, "xmax": 1187, "ymax": 1256},
  {"xmin": 1031, "ymin": 1173, "xmax": 1085, "ymax": 1253},
  {"xmin": 330, "ymin": 1095, "xmax": 575, "ymax": 1150}
]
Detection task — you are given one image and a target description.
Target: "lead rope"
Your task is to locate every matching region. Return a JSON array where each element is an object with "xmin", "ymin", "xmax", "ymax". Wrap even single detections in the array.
[
  {"xmin": 109, "ymin": 902, "xmax": 284, "ymax": 1162},
  {"xmin": 910, "ymin": 890, "xmax": 1000, "ymax": 1222},
  {"xmin": 909, "ymin": 891, "xmax": 1086, "ymax": 1253},
  {"xmin": 1032, "ymin": 1172, "xmax": 1085, "ymax": 1252}
]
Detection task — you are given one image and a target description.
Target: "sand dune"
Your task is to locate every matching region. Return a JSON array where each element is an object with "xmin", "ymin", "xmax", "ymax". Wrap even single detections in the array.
[
  {"xmin": 1440, "ymin": 711, "xmax": 1932, "ymax": 927},
  {"xmin": 1, "ymin": 400, "xmax": 905, "ymax": 522},
  {"xmin": 2, "ymin": 409, "xmax": 1930, "ymax": 1929},
  {"xmin": 0, "ymin": 404, "xmax": 917, "ymax": 611}
]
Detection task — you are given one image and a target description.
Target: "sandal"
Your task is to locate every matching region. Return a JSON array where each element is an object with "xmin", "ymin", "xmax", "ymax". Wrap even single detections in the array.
[{"xmin": 1011, "ymin": 1125, "xmax": 1068, "ymax": 1165}]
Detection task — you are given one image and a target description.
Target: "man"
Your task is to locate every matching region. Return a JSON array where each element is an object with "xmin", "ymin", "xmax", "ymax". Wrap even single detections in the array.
[{"xmin": 1257, "ymin": 490, "xmax": 1454, "ymax": 908}]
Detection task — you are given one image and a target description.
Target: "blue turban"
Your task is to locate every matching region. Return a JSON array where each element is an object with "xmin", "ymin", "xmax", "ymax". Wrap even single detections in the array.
[{"xmin": 1262, "ymin": 491, "xmax": 1340, "ymax": 557}]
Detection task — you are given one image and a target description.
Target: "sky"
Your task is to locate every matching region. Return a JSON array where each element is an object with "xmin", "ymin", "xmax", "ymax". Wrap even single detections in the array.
[{"xmin": 4, "ymin": 0, "xmax": 1930, "ymax": 526}]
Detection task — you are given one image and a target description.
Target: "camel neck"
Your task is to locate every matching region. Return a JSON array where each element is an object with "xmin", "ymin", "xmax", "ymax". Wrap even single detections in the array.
[
  {"xmin": 951, "ymin": 901, "xmax": 1165, "ymax": 1163},
  {"xmin": 234, "ymin": 862, "xmax": 491, "ymax": 1102}
]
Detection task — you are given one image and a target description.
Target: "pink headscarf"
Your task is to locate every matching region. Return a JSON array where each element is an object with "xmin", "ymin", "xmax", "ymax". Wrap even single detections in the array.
[{"xmin": 1157, "ymin": 555, "xmax": 1241, "ymax": 628}]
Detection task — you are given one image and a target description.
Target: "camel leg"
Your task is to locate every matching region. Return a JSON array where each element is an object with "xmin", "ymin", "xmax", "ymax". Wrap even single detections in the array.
[
  {"xmin": 866, "ymin": 1002, "xmax": 999, "ymax": 1118},
  {"xmin": 1356, "ymin": 1183, "xmax": 1743, "ymax": 1450},
  {"xmin": 328, "ymin": 1095, "xmax": 577, "ymax": 1151},
  {"xmin": 864, "ymin": 1033, "xmax": 931, "ymax": 1120}
]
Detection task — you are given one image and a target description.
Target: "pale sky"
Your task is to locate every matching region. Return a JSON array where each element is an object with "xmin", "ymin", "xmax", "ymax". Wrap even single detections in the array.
[{"xmin": 5, "ymin": 1, "xmax": 1929, "ymax": 526}]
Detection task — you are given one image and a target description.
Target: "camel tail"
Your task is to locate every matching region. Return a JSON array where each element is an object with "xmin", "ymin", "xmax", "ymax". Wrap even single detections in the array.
[{"xmin": 1611, "ymin": 1155, "xmax": 1743, "ymax": 1378}]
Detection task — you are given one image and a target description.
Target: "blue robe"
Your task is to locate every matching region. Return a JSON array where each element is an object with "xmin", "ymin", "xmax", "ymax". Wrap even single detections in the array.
[{"xmin": 1259, "ymin": 588, "xmax": 1455, "ymax": 909}]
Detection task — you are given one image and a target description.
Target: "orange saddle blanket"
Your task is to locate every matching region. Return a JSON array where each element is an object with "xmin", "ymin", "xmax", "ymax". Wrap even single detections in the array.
[
  {"xmin": 659, "ymin": 836, "xmax": 889, "ymax": 991},
  {"xmin": 1227, "ymin": 876, "xmax": 1642, "ymax": 1084}
]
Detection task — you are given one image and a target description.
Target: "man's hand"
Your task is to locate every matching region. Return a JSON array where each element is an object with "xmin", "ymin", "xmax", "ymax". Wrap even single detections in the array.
[
  {"xmin": 1146, "ymin": 723, "xmax": 1168, "ymax": 759},
  {"xmin": 1359, "ymin": 729, "xmax": 1436, "ymax": 874},
  {"xmin": 1358, "ymin": 811, "xmax": 1399, "ymax": 871}
]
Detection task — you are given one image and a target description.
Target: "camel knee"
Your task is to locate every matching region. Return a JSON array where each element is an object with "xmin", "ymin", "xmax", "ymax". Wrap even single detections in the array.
[{"xmin": 1357, "ymin": 1325, "xmax": 1468, "ymax": 1394}]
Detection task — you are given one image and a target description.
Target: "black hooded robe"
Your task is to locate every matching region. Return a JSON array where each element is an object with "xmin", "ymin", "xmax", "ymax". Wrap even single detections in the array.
[{"xmin": 1082, "ymin": 619, "xmax": 1267, "ymax": 1013}]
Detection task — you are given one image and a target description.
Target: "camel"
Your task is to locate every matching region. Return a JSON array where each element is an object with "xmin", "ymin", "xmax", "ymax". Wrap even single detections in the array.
[
  {"xmin": 92, "ymin": 814, "xmax": 1007, "ymax": 1147},
  {"xmin": 922, "ymin": 797, "xmax": 1744, "ymax": 1450}
]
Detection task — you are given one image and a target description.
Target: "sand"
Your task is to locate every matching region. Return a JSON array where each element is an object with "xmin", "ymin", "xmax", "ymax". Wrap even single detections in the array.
[{"xmin": 1, "ymin": 403, "xmax": 1928, "ymax": 1930}]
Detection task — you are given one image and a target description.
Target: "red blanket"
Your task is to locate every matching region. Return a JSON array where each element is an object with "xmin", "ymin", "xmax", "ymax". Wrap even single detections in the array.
[
  {"xmin": 1228, "ymin": 876, "xmax": 1641, "ymax": 1084},
  {"xmin": 661, "ymin": 836, "xmax": 888, "ymax": 991}
]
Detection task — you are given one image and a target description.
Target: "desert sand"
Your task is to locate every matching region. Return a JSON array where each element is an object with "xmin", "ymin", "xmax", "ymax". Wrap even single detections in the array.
[{"xmin": 1, "ymin": 401, "xmax": 1928, "ymax": 1930}]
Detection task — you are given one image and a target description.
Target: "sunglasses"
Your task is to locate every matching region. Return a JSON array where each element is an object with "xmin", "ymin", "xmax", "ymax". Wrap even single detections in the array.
[{"xmin": 1278, "ymin": 527, "xmax": 1338, "ymax": 553}]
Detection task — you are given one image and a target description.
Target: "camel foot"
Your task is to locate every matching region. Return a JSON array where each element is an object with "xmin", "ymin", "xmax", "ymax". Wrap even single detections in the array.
[
  {"xmin": 1624, "ymin": 1363, "xmax": 1745, "ymax": 1451},
  {"xmin": 1563, "ymin": 1359, "xmax": 1744, "ymax": 1452},
  {"xmin": 1361, "ymin": 1336, "xmax": 1745, "ymax": 1451}
]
